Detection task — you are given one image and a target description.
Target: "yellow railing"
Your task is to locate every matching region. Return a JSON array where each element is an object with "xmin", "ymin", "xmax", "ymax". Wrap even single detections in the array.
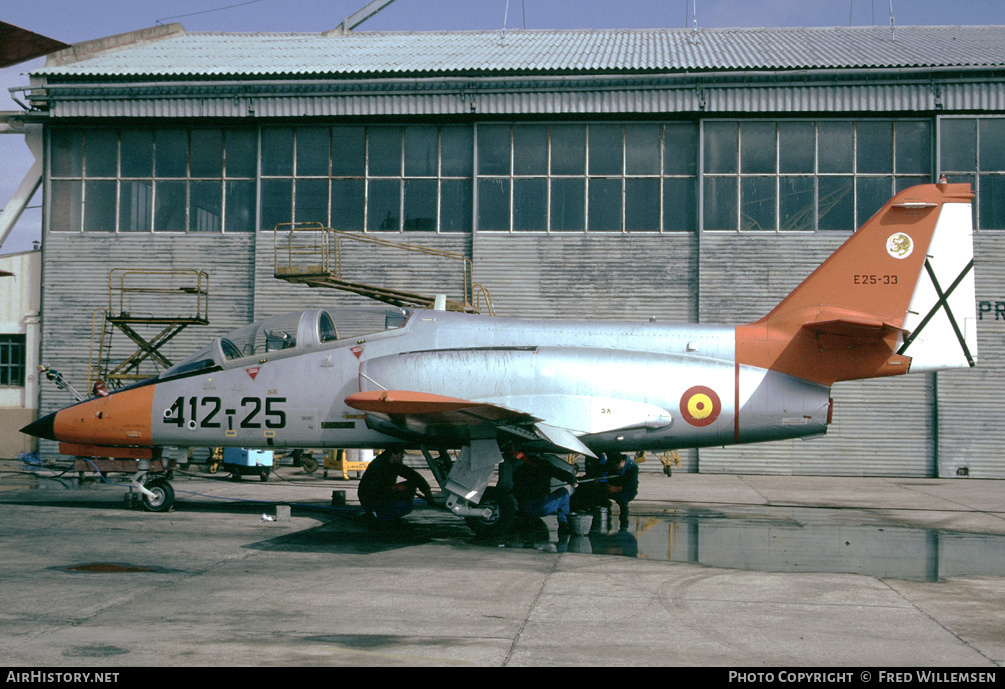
[
  {"xmin": 108, "ymin": 268, "xmax": 209, "ymax": 322},
  {"xmin": 87, "ymin": 269, "xmax": 211, "ymax": 391},
  {"xmin": 273, "ymin": 223, "xmax": 493, "ymax": 315}
]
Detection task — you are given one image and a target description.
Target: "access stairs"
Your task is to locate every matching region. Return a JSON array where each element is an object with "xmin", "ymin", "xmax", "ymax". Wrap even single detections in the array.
[{"xmin": 272, "ymin": 223, "xmax": 495, "ymax": 315}]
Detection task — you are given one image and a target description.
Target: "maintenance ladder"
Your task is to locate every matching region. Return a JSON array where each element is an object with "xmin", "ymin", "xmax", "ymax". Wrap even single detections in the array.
[{"xmin": 89, "ymin": 269, "xmax": 209, "ymax": 391}]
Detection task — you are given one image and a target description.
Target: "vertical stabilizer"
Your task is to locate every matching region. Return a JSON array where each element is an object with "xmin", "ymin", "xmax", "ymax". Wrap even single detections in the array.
[
  {"xmin": 897, "ymin": 199, "xmax": 977, "ymax": 372},
  {"xmin": 736, "ymin": 183, "xmax": 977, "ymax": 386}
]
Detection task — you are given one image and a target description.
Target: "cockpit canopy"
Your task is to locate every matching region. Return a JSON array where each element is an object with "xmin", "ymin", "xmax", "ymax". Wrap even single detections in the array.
[{"xmin": 161, "ymin": 307, "xmax": 409, "ymax": 380}]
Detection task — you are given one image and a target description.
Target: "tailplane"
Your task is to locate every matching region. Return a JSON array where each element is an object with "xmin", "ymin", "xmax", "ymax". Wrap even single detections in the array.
[{"xmin": 736, "ymin": 182, "xmax": 977, "ymax": 386}]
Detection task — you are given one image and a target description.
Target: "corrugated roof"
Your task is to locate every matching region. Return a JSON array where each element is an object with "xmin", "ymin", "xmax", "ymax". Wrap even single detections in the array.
[{"xmin": 32, "ymin": 25, "xmax": 1005, "ymax": 79}]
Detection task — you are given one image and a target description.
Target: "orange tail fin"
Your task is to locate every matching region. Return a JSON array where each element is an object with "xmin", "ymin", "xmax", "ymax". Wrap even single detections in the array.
[{"xmin": 736, "ymin": 183, "xmax": 977, "ymax": 386}]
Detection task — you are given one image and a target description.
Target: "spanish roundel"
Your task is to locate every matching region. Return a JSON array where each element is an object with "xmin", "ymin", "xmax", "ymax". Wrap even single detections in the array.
[{"xmin": 679, "ymin": 385, "xmax": 721, "ymax": 427}]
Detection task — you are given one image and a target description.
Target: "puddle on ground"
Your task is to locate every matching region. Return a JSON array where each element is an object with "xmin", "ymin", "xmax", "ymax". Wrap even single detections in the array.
[
  {"xmin": 55, "ymin": 562, "xmax": 181, "ymax": 574},
  {"xmin": 480, "ymin": 508, "xmax": 1005, "ymax": 582}
]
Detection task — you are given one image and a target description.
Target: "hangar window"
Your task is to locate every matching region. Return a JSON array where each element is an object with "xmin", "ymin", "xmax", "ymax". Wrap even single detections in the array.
[
  {"xmin": 476, "ymin": 122, "xmax": 698, "ymax": 233},
  {"xmin": 0, "ymin": 335, "xmax": 26, "ymax": 387},
  {"xmin": 939, "ymin": 117, "xmax": 1005, "ymax": 230},
  {"xmin": 702, "ymin": 119, "xmax": 932, "ymax": 232},
  {"xmin": 49, "ymin": 127, "xmax": 257, "ymax": 234},
  {"xmin": 260, "ymin": 125, "xmax": 474, "ymax": 233}
]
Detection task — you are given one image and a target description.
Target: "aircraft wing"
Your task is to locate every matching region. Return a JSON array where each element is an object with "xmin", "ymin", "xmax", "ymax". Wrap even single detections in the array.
[
  {"xmin": 344, "ymin": 390, "xmax": 596, "ymax": 457},
  {"xmin": 0, "ymin": 21, "xmax": 70, "ymax": 67}
]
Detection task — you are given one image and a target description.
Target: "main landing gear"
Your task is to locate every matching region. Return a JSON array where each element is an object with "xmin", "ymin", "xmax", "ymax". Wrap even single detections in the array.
[
  {"xmin": 463, "ymin": 486, "xmax": 517, "ymax": 537},
  {"xmin": 420, "ymin": 440, "xmax": 520, "ymax": 537}
]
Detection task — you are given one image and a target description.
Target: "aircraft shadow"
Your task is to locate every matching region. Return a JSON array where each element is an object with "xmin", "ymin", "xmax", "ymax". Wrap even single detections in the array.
[{"xmin": 245, "ymin": 506, "xmax": 475, "ymax": 555}]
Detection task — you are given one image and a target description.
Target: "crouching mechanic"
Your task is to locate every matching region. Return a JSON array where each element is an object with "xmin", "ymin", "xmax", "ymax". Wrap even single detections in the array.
[
  {"xmin": 358, "ymin": 449, "xmax": 436, "ymax": 523},
  {"xmin": 571, "ymin": 451, "xmax": 639, "ymax": 530},
  {"xmin": 512, "ymin": 451, "xmax": 579, "ymax": 534},
  {"xmin": 604, "ymin": 452, "xmax": 639, "ymax": 530}
]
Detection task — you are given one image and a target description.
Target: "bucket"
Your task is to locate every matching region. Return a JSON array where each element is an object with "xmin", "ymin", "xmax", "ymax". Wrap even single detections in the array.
[
  {"xmin": 569, "ymin": 512, "xmax": 593, "ymax": 536},
  {"xmin": 592, "ymin": 506, "xmax": 609, "ymax": 531}
]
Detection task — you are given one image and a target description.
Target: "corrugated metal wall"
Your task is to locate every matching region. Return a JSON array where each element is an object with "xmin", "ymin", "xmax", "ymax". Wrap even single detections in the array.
[
  {"xmin": 936, "ymin": 232, "xmax": 1005, "ymax": 478},
  {"xmin": 40, "ymin": 80, "xmax": 1005, "ymax": 120},
  {"xmin": 37, "ymin": 233, "xmax": 256, "ymax": 456},
  {"xmin": 35, "ymin": 219, "xmax": 981, "ymax": 477},
  {"xmin": 473, "ymin": 234, "xmax": 696, "ymax": 321},
  {"xmin": 697, "ymin": 232, "xmax": 934, "ymax": 476}
]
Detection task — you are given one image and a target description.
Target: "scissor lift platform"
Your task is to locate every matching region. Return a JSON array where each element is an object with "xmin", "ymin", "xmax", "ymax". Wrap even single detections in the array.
[{"xmin": 90, "ymin": 269, "xmax": 209, "ymax": 391}]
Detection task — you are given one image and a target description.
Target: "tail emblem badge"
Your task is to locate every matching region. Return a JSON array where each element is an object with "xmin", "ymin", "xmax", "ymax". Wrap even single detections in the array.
[{"xmin": 886, "ymin": 233, "xmax": 914, "ymax": 259}]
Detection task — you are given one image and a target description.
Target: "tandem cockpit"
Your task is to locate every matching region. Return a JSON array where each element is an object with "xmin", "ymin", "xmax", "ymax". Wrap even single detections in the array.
[{"xmin": 160, "ymin": 307, "xmax": 411, "ymax": 381}]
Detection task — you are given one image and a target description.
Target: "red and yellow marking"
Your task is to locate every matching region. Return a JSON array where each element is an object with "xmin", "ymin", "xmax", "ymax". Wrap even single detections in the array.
[{"xmin": 680, "ymin": 385, "xmax": 721, "ymax": 427}]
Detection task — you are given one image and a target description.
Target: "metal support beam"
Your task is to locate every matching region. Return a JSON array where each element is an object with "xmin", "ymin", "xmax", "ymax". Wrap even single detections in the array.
[
  {"xmin": 0, "ymin": 122, "xmax": 42, "ymax": 251},
  {"xmin": 326, "ymin": 0, "xmax": 398, "ymax": 34}
]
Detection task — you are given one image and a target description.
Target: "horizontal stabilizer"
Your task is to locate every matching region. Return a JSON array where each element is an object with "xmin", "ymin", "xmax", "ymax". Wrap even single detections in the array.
[{"xmin": 802, "ymin": 316, "xmax": 907, "ymax": 339}]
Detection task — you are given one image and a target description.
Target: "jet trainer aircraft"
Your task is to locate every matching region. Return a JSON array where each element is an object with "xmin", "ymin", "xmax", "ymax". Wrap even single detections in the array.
[{"xmin": 23, "ymin": 183, "xmax": 978, "ymax": 529}]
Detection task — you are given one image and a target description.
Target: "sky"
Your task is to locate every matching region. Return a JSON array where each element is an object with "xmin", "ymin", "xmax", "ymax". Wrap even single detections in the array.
[{"xmin": 3, "ymin": 0, "xmax": 1005, "ymax": 253}]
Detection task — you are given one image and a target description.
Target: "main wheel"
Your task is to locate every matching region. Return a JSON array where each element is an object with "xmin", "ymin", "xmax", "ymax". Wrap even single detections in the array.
[
  {"xmin": 141, "ymin": 478, "xmax": 175, "ymax": 513},
  {"xmin": 302, "ymin": 455, "xmax": 318, "ymax": 474},
  {"xmin": 464, "ymin": 486, "xmax": 517, "ymax": 537}
]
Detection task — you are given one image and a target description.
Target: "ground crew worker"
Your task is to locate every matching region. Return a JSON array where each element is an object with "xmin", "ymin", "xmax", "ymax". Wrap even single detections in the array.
[
  {"xmin": 511, "ymin": 452, "xmax": 578, "ymax": 534},
  {"xmin": 357, "ymin": 449, "xmax": 436, "ymax": 523},
  {"xmin": 571, "ymin": 451, "xmax": 638, "ymax": 530},
  {"xmin": 605, "ymin": 452, "xmax": 639, "ymax": 530}
]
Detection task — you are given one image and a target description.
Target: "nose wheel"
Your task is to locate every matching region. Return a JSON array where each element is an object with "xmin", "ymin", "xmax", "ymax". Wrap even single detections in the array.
[{"xmin": 140, "ymin": 477, "xmax": 175, "ymax": 512}]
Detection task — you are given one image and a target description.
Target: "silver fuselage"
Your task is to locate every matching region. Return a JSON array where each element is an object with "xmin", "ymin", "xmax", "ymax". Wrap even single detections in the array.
[{"xmin": 148, "ymin": 309, "xmax": 830, "ymax": 454}]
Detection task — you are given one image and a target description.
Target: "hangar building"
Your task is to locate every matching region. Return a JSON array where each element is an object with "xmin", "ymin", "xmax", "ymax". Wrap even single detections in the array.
[{"xmin": 11, "ymin": 23, "xmax": 1005, "ymax": 477}]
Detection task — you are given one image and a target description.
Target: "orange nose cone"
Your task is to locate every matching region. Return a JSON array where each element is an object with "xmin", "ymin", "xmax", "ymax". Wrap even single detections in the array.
[{"xmin": 50, "ymin": 384, "xmax": 155, "ymax": 446}]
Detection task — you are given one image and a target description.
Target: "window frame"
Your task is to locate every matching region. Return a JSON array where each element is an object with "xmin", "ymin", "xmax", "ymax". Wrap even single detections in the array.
[
  {"xmin": 0, "ymin": 334, "xmax": 26, "ymax": 387},
  {"xmin": 474, "ymin": 121, "xmax": 698, "ymax": 233},
  {"xmin": 48, "ymin": 127, "xmax": 258, "ymax": 235},
  {"xmin": 700, "ymin": 118, "xmax": 935, "ymax": 233},
  {"xmin": 937, "ymin": 115, "xmax": 1005, "ymax": 232}
]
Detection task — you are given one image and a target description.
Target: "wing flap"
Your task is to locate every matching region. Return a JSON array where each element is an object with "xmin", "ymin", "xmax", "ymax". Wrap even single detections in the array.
[
  {"xmin": 534, "ymin": 423, "xmax": 597, "ymax": 458},
  {"xmin": 344, "ymin": 390, "xmax": 595, "ymax": 456},
  {"xmin": 345, "ymin": 390, "xmax": 539, "ymax": 426}
]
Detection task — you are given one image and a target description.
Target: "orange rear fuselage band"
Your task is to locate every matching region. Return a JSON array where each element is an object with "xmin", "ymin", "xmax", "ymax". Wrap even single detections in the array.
[{"xmin": 734, "ymin": 184, "xmax": 962, "ymax": 386}]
